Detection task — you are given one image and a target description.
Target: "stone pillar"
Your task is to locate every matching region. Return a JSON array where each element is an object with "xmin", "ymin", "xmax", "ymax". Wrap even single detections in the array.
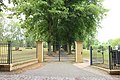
[
  {"xmin": 75, "ymin": 41, "xmax": 83, "ymax": 63},
  {"xmin": 36, "ymin": 41, "xmax": 43, "ymax": 63}
]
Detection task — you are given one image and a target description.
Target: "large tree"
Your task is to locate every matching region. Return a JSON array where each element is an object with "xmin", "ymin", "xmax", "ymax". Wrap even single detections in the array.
[
  {"xmin": 12, "ymin": 0, "xmax": 107, "ymax": 54},
  {"xmin": 12, "ymin": 0, "xmax": 68, "ymax": 54}
]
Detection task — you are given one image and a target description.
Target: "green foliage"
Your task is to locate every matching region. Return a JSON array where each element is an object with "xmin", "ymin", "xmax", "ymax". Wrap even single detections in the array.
[
  {"xmin": 0, "ymin": 12, "xmax": 5, "ymax": 41},
  {"xmin": 83, "ymin": 49, "xmax": 90, "ymax": 59},
  {"xmin": 25, "ymin": 32, "xmax": 36, "ymax": 47},
  {"xmin": 3, "ymin": 20, "xmax": 24, "ymax": 41},
  {"xmin": 84, "ymin": 36, "xmax": 100, "ymax": 49},
  {"xmin": 12, "ymin": 0, "xmax": 107, "ymax": 44},
  {"xmin": 0, "ymin": 14, "xmax": 25, "ymax": 47},
  {"xmin": 110, "ymin": 38, "xmax": 120, "ymax": 49}
]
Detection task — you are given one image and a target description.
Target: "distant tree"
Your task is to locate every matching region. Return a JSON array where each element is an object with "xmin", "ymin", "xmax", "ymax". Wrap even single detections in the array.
[
  {"xmin": 25, "ymin": 32, "xmax": 36, "ymax": 48},
  {"xmin": 111, "ymin": 38, "xmax": 120, "ymax": 49},
  {"xmin": 0, "ymin": 12, "xmax": 4, "ymax": 41},
  {"xmin": 1, "ymin": 19, "xmax": 25, "ymax": 50},
  {"xmin": 107, "ymin": 39, "xmax": 113, "ymax": 45},
  {"xmin": 84, "ymin": 36, "xmax": 100, "ymax": 50}
]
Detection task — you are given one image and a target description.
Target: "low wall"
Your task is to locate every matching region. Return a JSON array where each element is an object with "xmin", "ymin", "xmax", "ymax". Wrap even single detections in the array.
[
  {"xmin": 0, "ymin": 64, "xmax": 12, "ymax": 71},
  {"xmin": 0, "ymin": 59, "xmax": 38, "ymax": 71}
]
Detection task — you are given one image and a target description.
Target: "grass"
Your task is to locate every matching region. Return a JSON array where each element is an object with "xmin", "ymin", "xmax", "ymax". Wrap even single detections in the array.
[
  {"xmin": 12, "ymin": 47, "xmax": 36, "ymax": 63},
  {"xmin": 0, "ymin": 47, "xmax": 109, "ymax": 65},
  {"xmin": 82, "ymin": 49, "xmax": 109, "ymax": 64},
  {"xmin": 12, "ymin": 47, "xmax": 36, "ymax": 54},
  {"xmin": 0, "ymin": 47, "xmax": 36, "ymax": 54},
  {"xmin": 0, "ymin": 47, "xmax": 36, "ymax": 63},
  {"xmin": 83, "ymin": 49, "xmax": 90, "ymax": 59}
]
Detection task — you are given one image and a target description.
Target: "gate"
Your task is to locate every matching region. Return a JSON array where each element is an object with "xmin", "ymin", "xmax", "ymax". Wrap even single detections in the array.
[
  {"xmin": 90, "ymin": 46, "xmax": 109, "ymax": 68},
  {"xmin": 91, "ymin": 46, "xmax": 104, "ymax": 64},
  {"xmin": 90, "ymin": 46, "xmax": 120, "ymax": 70},
  {"xmin": 43, "ymin": 42, "xmax": 75, "ymax": 62},
  {"xmin": 110, "ymin": 49, "xmax": 120, "ymax": 69}
]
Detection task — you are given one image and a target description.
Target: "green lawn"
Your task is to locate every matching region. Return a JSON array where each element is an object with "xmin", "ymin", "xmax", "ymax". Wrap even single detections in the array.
[
  {"xmin": 83, "ymin": 49, "xmax": 90, "ymax": 59},
  {"xmin": 12, "ymin": 47, "xmax": 36, "ymax": 54},
  {"xmin": 1, "ymin": 47, "xmax": 109, "ymax": 64},
  {"xmin": 0, "ymin": 47, "xmax": 36, "ymax": 63},
  {"xmin": 82, "ymin": 49, "xmax": 109, "ymax": 65}
]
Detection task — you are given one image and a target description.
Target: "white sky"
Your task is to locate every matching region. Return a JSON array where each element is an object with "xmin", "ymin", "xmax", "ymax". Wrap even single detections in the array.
[{"xmin": 97, "ymin": 0, "xmax": 120, "ymax": 42}]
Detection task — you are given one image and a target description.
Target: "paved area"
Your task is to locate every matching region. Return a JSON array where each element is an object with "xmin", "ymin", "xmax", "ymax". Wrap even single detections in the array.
[{"xmin": 0, "ymin": 62, "xmax": 120, "ymax": 80}]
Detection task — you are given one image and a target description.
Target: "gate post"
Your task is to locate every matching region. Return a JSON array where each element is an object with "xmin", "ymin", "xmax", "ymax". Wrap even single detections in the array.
[
  {"xmin": 8, "ymin": 41, "xmax": 12, "ymax": 64},
  {"xmin": 108, "ymin": 46, "xmax": 112, "ymax": 70},
  {"xmin": 75, "ymin": 41, "xmax": 83, "ymax": 63},
  {"xmin": 90, "ymin": 46, "xmax": 92, "ymax": 65},
  {"xmin": 36, "ymin": 41, "xmax": 43, "ymax": 63}
]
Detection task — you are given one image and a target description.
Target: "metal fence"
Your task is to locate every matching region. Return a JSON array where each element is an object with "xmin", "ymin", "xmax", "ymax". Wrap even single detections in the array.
[
  {"xmin": 0, "ymin": 41, "xmax": 12, "ymax": 64},
  {"xmin": 109, "ymin": 46, "xmax": 120, "ymax": 70},
  {"xmin": 90, "ymin": 46, "xmax": 120, "ymax": 70},
  {"xmin": 0, "ymin": 41, "xmax": 37, "ymax": 64}
]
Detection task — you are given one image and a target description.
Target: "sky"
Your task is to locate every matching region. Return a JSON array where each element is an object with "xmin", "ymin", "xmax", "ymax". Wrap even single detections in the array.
[{"xmin": 97, "ymin": 0, "xmax": 120, "ymax": 42}]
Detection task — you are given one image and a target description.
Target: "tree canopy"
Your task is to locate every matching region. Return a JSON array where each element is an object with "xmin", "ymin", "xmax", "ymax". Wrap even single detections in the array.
[{"xmin": 11, "ymin": 0, "xmax": 107, "ymax": 46}]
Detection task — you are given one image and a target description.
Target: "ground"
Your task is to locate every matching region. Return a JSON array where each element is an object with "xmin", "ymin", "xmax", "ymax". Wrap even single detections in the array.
[{"xmin": 0, "ymin": 62, "xmax": 120, "ymax": 80}]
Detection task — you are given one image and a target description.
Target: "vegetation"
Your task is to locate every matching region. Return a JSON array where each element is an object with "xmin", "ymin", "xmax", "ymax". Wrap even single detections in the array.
[
  {"xmin": 10, "ymin": 0, "xmax": 107, "ymax": 54},
  {"xmin": 110, "ymin": 38, "xmax": 120, "ymax": 49},
  {"xmin": 0, "ymin": 1, "xmax": 35, "ymax": 48},
  {"xmin": 83, "ymin": 49, "xmax": 90, "ymax": 59},
  {"xmin": 0, "ymin": 47, "xmax": 36, "ymax": 63}
]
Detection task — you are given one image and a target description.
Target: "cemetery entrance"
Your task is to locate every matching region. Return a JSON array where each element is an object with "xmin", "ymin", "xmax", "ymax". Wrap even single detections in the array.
[{"xmin": 43, "ymin": 42, "xmax": 76, "ymax": 62}]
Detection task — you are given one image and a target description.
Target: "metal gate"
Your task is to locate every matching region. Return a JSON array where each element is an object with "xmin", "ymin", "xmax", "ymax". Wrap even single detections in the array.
[
  {"xmin": 43, "ymin": 42, "xmax": 75, "ymax": 62},
  {"xmin": 90, "ymin": 46, "xmax": 105, "ymax": 65},
  {"xmin": 90, "ymin": 46, "xmax": 120, "ymax": 70}
]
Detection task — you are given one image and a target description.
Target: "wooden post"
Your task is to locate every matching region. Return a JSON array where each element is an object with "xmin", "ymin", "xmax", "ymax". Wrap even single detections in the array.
[
  {"xmin": 75, "ymin": 41, "xmax": 83, "ymax": 63},
  {"xmin": 36, "ymin": 41, "xmax": 43, "ymax": 63}
]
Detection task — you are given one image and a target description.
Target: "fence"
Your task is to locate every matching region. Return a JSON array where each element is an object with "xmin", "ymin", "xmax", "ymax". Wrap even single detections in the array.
[
  {"xmin": 0, "ymin": 41, "xmax": 37, "ymax": 64},
  {"xmin": 0, "ymin": 41, "xmax": 12, "ymax": 64},
  {"xmin": 90, "ymin": 46, "xmax": 120, "ymax": 70},
  {"xmin": 109, "ymin": 46, "xmax": 120, "ymax": 70}
]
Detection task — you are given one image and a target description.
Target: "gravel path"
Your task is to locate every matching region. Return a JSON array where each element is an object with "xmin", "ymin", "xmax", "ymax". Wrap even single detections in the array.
[{"xmin": 0, "ymin": 62, "xmax": 120, "ymax": 80}]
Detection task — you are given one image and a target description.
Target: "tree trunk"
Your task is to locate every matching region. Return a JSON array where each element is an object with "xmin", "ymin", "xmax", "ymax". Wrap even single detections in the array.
[
  {"xmin": 67, "ymin": 43, "xmax": 71, "ymax": 54},
  {"xmin": 73, "ymin": 42, "xmax": 75, "ymax": 49},
  {"xmin": 63, "ymin": 44, "xmax": 67, "ymax": 52},
  {"xmin": 68, "ymin": 43, "xmax": 71, "ymax": 54},
  {"xmin": 53, "ymin": 43, "xmax": 56, "ymax": 52},
  {"xmin": 48, "ymin": 42, "xmax": 51, "ymax": 55},
  {"xmin": 56, "ymin": 44, "xmax": 59, "ymax": 51}
]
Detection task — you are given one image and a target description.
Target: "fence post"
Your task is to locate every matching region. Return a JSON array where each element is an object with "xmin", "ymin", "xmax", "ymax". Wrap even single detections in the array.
[
  {"xmin": 90, "ymin": 46, "xmax": 93, "ymax": 65},
  {"xmin": 102, "ymin": 46, "xmax": 104, "ymax": 64},
  {"xmin": 108, "ymin": 46, "xmax": 112, "ymax": 70},
  {"xmin": 8, "ymin": 41, "xmax": 12, "ymax": 64}
]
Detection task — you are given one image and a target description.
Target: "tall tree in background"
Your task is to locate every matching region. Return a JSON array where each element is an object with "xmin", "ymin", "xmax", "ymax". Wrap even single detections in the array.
[
  {"xmin": 111, "ymin": 38, "xmax": 120, "ymax": 49},
  {"xmin": 12, "ymin": 0, "xmax": 68, "ymax": 55},
  {"xmin": 0, "ymin": 12, "xmax": 4, "ymax": 41},
  {"xmin": 12, "ymin": 0, "xmax": 107, "ymax": 54},
  {"xmin": 59, "ymin": 0, "xmax": 106, "ymax": 53}
]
